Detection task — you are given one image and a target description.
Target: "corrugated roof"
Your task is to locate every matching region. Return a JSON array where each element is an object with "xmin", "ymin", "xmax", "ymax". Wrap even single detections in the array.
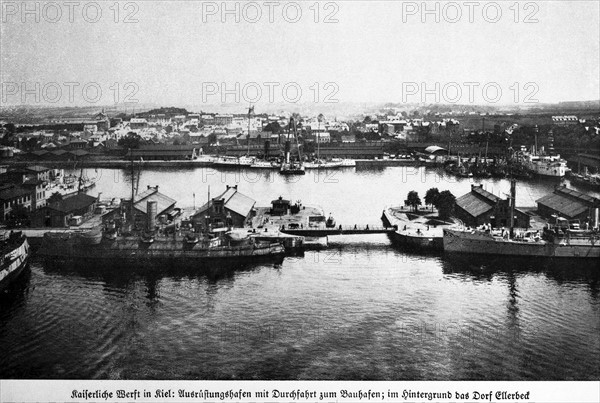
[
  {"xmin": 536, "ymin": 192, "xmax": 590, "ymax": 218},
  {"xmin": 456, "ymin": 192, "xmax": 494, "ymax": 218}
]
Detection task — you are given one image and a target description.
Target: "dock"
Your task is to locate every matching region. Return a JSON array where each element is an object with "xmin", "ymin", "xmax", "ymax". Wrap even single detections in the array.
[{"xmin": 280, "ymin": 225, "xmax": 395, "ymax": 237}]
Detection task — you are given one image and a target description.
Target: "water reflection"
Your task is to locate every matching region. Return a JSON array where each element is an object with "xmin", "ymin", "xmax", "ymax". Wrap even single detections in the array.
[{"xmin": 441, "ymin": 253, "xmax": 599, "ymax": 295}]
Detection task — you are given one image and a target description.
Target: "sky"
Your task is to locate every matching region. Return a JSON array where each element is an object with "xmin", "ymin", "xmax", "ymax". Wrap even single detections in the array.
[{"xmin": 1, "ymin": 0, "xmax": 599, "ymax": 109}]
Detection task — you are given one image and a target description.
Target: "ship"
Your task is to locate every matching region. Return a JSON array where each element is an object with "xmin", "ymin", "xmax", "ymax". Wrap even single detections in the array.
[
  {"xmin": 38, "ymin": 201, "xmax": 286, "ymax": 268},
  {"xmin": 38, "ymin": 226, "xmax": 286, "ymax": 268},
  {"xmin": 443, "ymin": 226, "xmax": 600, "ymax": 258},
  {"xmin": 249, "ymin": 159, "xmax": 278, "ymax": 169},
  {"xmin": 212, "ymin": 155, "xmax": 255, "ymax": 167},
  {"xmin": 516, "ymin": 129, "xmax": 568, "ymax": 177},
  {"xmin": 46, "ymin": 168, "xmax": 97, "ymax": 198},
  {"xmin": 569, "ymin": 172, "xmax": 600, "ymax": 191},
  {"xmin": 567, "ymin": 165, "xmax": 600, "ymax": 191},
  {"xmin": 38, "ymin": 158, "xmax": 286, "ymax": 269},
  {"xmin": 0, "ymin": 231, "xmax": 30, "ymax": 291},
  {"xmin": 442, "ymin": 180, "xmax": 600, "ymax": 258},
  {"xmin": 518, "ymin": 151, "xmax": 568, "ymax": 177}
]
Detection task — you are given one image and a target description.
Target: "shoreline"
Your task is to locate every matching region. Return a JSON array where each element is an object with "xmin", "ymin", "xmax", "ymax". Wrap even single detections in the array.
[{"xmin": 1, "ymin": 158, "xmax": 423, "ymax": 169}]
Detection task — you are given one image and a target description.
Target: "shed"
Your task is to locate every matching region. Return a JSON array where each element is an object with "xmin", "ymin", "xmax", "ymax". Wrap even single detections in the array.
[{"xmin": 536, "ymin": 186, "xmax": 600, "ymax": 222}]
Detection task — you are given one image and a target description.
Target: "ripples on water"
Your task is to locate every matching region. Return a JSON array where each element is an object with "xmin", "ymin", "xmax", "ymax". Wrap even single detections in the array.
[
  {"xmin": 1, "ymin": 167, "xmax": 599, "ymax": 380},
  {"xmin": 0, "ymin": 237, "xmax": 598, "ymax": 380}
]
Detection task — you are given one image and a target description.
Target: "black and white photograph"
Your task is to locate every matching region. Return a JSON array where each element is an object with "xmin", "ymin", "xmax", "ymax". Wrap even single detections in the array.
[{"xmin": 0, "ymin": 1, "xmax": 599, "ymax": 402}]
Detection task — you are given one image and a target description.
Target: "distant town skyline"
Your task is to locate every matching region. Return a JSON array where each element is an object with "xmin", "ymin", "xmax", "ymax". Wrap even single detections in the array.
[{"xmin": 1, "ymin": 1, "xmax": 599, "ymax": 107}]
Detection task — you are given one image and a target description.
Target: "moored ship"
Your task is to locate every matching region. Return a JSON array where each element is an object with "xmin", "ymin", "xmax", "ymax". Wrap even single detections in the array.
[
  {"xmin": 443, "ymin": 181, "xmax": 600, "ymax": 258},
  {"xmin": 38, "ymin": 193, "xmax": 286, "ymax": 269},
  {"xmin": 518, "ymin": 151, "xmax": 568, "ymax": 177},
  {"xmin": 0, "ymin": 231, "xmax": 30, "ymax": 291},
  {"xmin": 516, "ymin": 129, "xmax": 568, "ymax": 177},
  {"xmin": 443, "ymin": 226, "xmax": 600, "ymax": 258},
  {"xmin": 38, "ymin": 228, "xmax": 285, "ymax": 267}
]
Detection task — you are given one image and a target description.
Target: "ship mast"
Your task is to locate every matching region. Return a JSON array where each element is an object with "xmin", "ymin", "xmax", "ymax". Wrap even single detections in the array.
[
  {"xmin": 509, "ymin": 179, "xmax": 516, "ymax": 238},
  {"xmin": 129, "ymin": 148, "xmax": 135, "ymax": 223},
  {"xmin": 247, "ymin": 104, "xmax": 253, "ymax": 156},
  {"xmin": 294, "ymin": 119, "xmax": 302, "ymax": 162}
]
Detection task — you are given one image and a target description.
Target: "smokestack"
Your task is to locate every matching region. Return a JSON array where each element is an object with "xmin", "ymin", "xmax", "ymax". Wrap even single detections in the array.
[{"xmin": 147, "ymin": 200, "xmax": 157, "ymax": 231}]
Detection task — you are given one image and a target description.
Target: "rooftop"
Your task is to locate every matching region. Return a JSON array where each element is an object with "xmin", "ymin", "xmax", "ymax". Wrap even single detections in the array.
[
  {"xmin": 536, "ymin": 186, "xmax": 600, "ymax": 218},
  {"xmin": 455, "ymin": 185, "xmax": 502, "ymax": 218},
  {"xmin": 0, "ymin": 186, "xmax": 30, "ymax": 201},
  {"xmin": 133, "ymin": 186, "xmax": 177, "ymax": 215},
  {"xmin": 195, "ymin": 186, "xmax": 255, "ymax": 218},
  {"xmin": 46, "ymin": 193, "xmax": 97, "ymax": 213}
]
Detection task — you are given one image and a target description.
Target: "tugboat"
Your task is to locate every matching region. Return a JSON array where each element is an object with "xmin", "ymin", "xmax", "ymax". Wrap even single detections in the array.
[{"xmin": 0, "ymin": 231, "xmax": 30, "ymax": 291}]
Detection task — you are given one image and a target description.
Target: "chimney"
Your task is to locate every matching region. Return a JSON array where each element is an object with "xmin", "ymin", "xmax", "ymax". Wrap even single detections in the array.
[{"xmin": 147, "ymin": 200, "xmax": 157, "ymax": 231}]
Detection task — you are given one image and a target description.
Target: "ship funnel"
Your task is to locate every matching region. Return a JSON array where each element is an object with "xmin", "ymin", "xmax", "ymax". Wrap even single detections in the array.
[{"xmin": 147, "ymin": 200, "xmax": 157, "ymax": 231}]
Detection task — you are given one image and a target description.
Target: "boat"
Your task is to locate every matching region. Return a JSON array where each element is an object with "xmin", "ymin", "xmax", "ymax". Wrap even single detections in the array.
[
  {"xmin": 568, "ymin": 172, "xmax": 600, "ymax": 191},
  {"xmin": 443, "ymin": 226, "xmax": 600, "ymax": 258},
  {"xmin": 444, "ymin": 161, "xmax": 473, "ymax": 178},
  {"xmin": 442, "ymin": 180, "xmax": 600, "ymax": 258},
  {"xmin": 280, "ymin": 161, "xmax": 306, "ymax": 175},
  {"xmin": 567, "ymin": 166, "xmax": 600, "ymax": 191},
  {"xmin": 332, "ymin": 158, "xmax": 356, "ymax": 167},
  {"xmin": 518, "ymin": 151, "xmax": 568, "ymax": 177},
  {"xmin": 213, "ymin": 156, "xmax": 255, "ymax": 167},
  {"xmin": 249, "ymin": 159, "xmax": 278, "ymax": 169},
  {"xmin": 391, "ymin": 226, "xmax": 444, "ymax": 250},
  {"xmin": 38, "ymin": 202, "xmax": 286, "ymax": 268},
  {"xmin": 516, "ymin": 129, "xmax": 568, "ymax": 177},
  {"xmin": 0, "ymin": 231, "xmax": 30, "ymax": 291},
  {"xmin": 304, "ymin": 160, "xmax": 342, "ymax": 169},
  {"xmin": 38, "ymin": 158, "xmax": 286, "ymax": 268},
  {"xmin": 46, "ymin": 170, "xmax": 97, "ymax": 198}
]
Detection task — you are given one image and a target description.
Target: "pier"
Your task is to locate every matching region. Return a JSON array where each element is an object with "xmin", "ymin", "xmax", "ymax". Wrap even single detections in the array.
[{"xmin": 280, "ymin": 225, "xmax": 396, "ymax": 237}]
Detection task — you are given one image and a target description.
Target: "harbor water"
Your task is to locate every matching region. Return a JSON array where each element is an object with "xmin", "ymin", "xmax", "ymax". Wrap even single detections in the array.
[{"xmin": 1, "ymin": 166, "xmax": 599, "ymax": 379}]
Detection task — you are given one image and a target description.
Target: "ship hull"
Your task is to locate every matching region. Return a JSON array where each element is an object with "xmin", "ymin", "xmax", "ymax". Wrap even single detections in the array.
[
  {"xmin": 443, "ymin": 229, "xmax": 600, "ymax": 258},
  {"xmin": 0, "ymin": 235, "xmax": 30, "ymax": 291},
  {"xmin": 391, "ymin": 231, "xmax": 443, "ymax": 250},
  {"xmin": 38, "ymin": 235, "xmax": 286, "ymax": 269}
]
